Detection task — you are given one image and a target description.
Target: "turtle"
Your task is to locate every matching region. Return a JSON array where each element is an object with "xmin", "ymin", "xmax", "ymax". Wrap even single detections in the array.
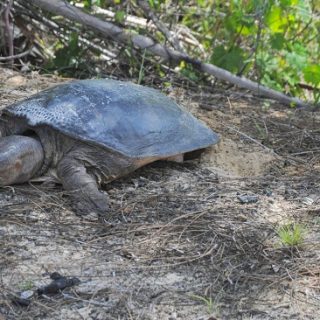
[{"xmin": 0, "ymin": 79, "xmax": 219, "ymax": 215}]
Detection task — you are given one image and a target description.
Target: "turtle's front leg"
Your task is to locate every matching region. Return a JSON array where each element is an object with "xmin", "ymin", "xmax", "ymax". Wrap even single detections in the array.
[{"xmin": 57, "ymin": 156, "xmax": 109, "ymax": 216}]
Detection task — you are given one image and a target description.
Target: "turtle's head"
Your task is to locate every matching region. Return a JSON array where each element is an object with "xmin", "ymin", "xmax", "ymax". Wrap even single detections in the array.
[{"xmin": 0, "ymin": 135, "xmax": 44, "ymax": 185}]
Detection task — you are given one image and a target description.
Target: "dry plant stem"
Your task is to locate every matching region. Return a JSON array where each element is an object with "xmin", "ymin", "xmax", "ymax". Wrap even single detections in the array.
[
  {"xmin": 3, "ymin": 0, "xmax": 14, "ymax": 66},
  {"xmin": 14, "ymin": 2, "xmax": 116, "ymax": 61},
  {"xmin": 25, "ymin": 0, "xmax": 310, "ymax": 109},
  {"xmin": 0, "ymin": 48, "xmax": 32, "ymax": 61},
  {"xmin": 137, "ymin": 0, "xmax": 185, "ymax": 53},
  {"xmin": 92, "ymin": 5, "xmax": 203, "ymax": 49}
]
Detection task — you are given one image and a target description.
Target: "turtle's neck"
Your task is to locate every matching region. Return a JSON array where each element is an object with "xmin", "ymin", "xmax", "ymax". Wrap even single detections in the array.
[
  {"xmin": 0, "ymin": 114, "xmax": 28, "ymax": 137},
  {"xmin": 33, "ymin": 126, "xmax": 76, "ymax": 175}
]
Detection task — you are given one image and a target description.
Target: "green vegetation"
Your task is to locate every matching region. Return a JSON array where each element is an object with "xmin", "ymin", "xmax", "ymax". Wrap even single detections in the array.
[
  {"xmin": 3, "ymin": 0, "xmax": 319, "ymax": 103},
  {"xmin": 63, "ymin": 0, "xmax": 319, "ymax": 103},
  {"xmin": 277, "ymin": 223, "xmax": 306, "ymax": 247},
  {"xmin": 190, "ymin": 294, "xmax": 218, "ymax": 315},
  {"xmin": 179, "ymin": 0, "xmax": 319, "ymax": 103},
  {"xmin": 18, "ymin": 280, "xmax": 34, "ymax": 291}
]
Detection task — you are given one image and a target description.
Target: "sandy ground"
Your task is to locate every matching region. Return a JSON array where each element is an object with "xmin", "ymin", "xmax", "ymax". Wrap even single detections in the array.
[{"xmin": 1, "ymin": 68, "xmax": 320, "ymax": 319}]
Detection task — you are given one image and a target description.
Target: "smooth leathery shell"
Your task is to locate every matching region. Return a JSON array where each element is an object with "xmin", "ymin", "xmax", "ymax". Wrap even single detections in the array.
[{"xmin": 4, "ymin": 79, "xmax": 219, "ymax": 158}]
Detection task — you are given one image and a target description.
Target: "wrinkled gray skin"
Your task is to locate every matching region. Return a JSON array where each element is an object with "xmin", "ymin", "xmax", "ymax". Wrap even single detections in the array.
[{"xmin": 0, "ymin": 115, "xmax": 176, "ymax": 215}]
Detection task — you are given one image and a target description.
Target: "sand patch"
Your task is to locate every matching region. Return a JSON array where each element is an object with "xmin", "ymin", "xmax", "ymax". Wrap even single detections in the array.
[{"xmin": 202, "ymin": 137, "xmax": 277, "ymax": 177}]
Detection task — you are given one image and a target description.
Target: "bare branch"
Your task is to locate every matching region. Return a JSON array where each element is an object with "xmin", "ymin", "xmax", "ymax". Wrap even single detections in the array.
[
  {"xmin": 0, "ymin": 48, "xmax": 32, "ymax": 60},
  {"xmin": 2, "ymin": 0, "xmax": 14, "ymax": 65},
  {"xmin": 24, "ymin": 0, "xmax": 312, "ymax": 109}
]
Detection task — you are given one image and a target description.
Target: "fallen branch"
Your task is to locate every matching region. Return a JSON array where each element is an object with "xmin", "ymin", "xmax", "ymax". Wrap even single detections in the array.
[
  {"xmin": 90, "ymin": 5, "xmax": 203, "ymax": 49},
  {"xmin": 0, "ymin": 48, "xmax": 32, "ymax": 61},
  {"xmin": 25, "ymin": 0, "xmax": 312, "ymax": 109}
]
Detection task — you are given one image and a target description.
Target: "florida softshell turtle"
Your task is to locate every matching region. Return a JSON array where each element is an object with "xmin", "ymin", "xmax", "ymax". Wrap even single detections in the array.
[{"xmin": 0, "ymin": 79, "xmax": 219, "ymax": 215}]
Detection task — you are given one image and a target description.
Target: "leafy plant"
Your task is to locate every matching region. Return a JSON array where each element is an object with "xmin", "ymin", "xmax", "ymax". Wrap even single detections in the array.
[
  {"xmin": 179, "ymin": 61, "xmax": 201, "ymax": 82},
  {"xmin": 179, "ymin": 0, "xmax": 319, "ymax": 103},
  {"xmin": 44, "ymin": 32, "xmax": 89, "ymax": 77},
  {"xmin": 33, "ymin": 0, "xmax": 319, "ymax": 103},
  {"xmin": 277, "ymin": 223, "xmax": 306, "ymax": 247},
  {"xmin": 190, "ymin": 294, "xmax": 219, "ymax": 315},
  {"xmin": 18, "ymin": 280, "xmax": 34, "ymax": 291}
]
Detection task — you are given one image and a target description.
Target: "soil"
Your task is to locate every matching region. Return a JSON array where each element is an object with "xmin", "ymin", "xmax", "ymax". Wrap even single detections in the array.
[{"xmin": 1, "ymin": 68, "xmax": 320, "ymax": 320}]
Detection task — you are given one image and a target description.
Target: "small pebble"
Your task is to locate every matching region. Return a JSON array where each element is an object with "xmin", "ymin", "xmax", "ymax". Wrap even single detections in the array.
[
  {"xmin": 20, "ymin": 290, "xmax": 34, "ymax": 300},
  {"xmin": 301, "ymin": 197, "xmax": 314, "ymax": 205},
  {"xmin": 237, "ymin": 194, "xmax": 259, "ymax": 204}
]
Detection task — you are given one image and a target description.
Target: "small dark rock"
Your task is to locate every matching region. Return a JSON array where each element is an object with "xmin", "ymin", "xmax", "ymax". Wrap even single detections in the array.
[
  {"xmin": 237, "ymin": 194, "xmax": 259, "ymax": 204},
  {"xmin": 50, "ymin": 272, "xmax": 63, "ymax": 280},
  {"xmin": 37, "ymin": 272, "xmax": 80, "ymax": 295}
]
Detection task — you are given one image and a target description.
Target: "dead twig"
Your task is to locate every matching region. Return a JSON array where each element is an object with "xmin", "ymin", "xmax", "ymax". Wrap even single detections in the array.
[
  {"xmin": 2, "ymin": 0, "xmax": 14, "ymax": 66},
  {"xmin": 137, "ymin": 0, "xmax": 185, "ymax": 54},
  {"xmin": 0, "ymin": 48, "xmax": 32, "ymax": 61}
]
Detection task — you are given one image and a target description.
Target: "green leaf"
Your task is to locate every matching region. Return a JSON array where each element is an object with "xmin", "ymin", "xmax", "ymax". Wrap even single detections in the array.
[
  {"xmin": 52, "ymin": 32, "xmax": 80, "ymax": 68},
  {"xmin": 93, "ymin": 0, "xmax": 103, "ymax": 6},
  {"xmin": 68, "ymin": 32, "xmax": 80, "ymax": 56},
  {"xmin": 83, "ymin": 0, "xmax": 92, "ymax": 9},
  {"xmin": 270, "ymin": 33, "xmax": 285, "ymax": 50},
  {"xmin": 225, "ymin": 14, "xmax": 238, "ymax": 32},
  {"xmin": 279, "ymin": 0, "xmax": 298, "ymax": 5},
  {"xmin": 265, "ymin": 6, "xmax": 287, "ymax": 33},
  {"xmin": 210, "ymin": 45, "xmax": 245, "ymax": 73},
  {"xmin": 148, "ymin": 0, "xmax": 162, "ymax": 9},
  {"xmin": 285, "ymin": 50, "xmax": 307, "ymax": 70},
  {"xmin": 237, "ymin": 15, "xmax": 256, "ymax": 35},
  {"xmin": 303, "ymin": 65, "xmax": 320, "ymax": 86},
  {"xmin": 180, "ymin": 64, "xmax": 200, "ymax": 82},
  {"xmin": 196, "ymin": 0, "xmax": 205, "ymax": 6},
  {"xmin": 115, "ymin": 10, "xmax": 126, "ymax": 23}
]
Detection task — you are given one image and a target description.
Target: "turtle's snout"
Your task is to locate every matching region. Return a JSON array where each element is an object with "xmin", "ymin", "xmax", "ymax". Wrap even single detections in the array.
[{"xmin": 0, "ymin": 135, "xmax": 44, "ymax": 186}]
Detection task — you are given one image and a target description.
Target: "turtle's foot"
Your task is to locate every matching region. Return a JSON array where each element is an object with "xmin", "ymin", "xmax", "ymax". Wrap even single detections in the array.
[
  {"xmin": 72, "ymin": 191, "xmax": 110, "ymax": 218},
  {"xmin": 57, "ymin": 156, "xmax": 110, "ymax": 219}
]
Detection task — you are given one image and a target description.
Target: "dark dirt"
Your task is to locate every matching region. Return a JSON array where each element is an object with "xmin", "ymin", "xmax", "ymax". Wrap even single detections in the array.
[{"xmin": 1, "ymin": 68, "xmax": 320, "ymax": 319}]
